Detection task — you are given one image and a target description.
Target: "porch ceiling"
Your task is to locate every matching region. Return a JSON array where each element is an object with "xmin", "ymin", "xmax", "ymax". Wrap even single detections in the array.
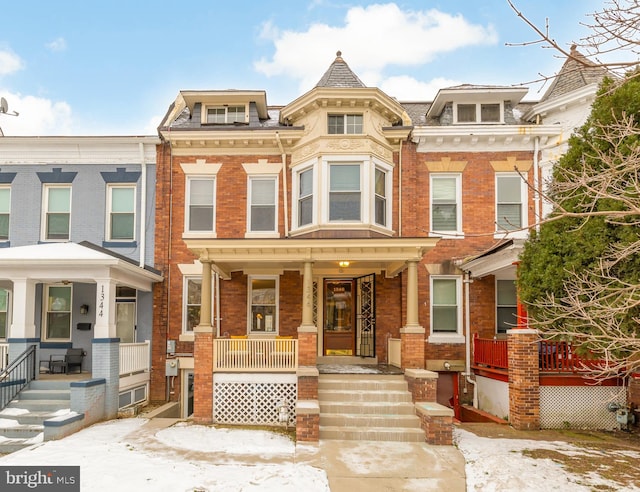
[{"xmin": 183, "ymin": 237, "xmax": 439, "ymax": 279}]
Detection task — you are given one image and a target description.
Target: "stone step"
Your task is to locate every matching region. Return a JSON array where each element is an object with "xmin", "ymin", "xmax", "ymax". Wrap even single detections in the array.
[
  {"xmin": 6, "ymin": 400, "xmax": 71, "ymax": 412},
  {"xmin": 319, "ymin": 401, "xmax": 416, "ymax": 415},
  {"xmin": 0, "ymin": 434, "xmax": 43, "ymax": 454},
  {"xmin": 318, "ymin": 378, "xmax": 408, "ymax": 391},
  {"xmin": 28, "ymin": 380, "xmax": 71, "ymax": 391},
  {"xmin": 0, "ymin": 411, "xmax": 69, "ymax": 426},
  {"xmin": 318, "ymin": 389, "xmax": 412, "ymax": 403},
  {"xmin": 319, "ymin": 425, "xmax": 425, "ymax": 442},
  {"xmin": 320, "ymin": 413, "xmax": 421, "ymax": 428},
  {"xmin": 0, "ymin": 423, "xmax": 43, "ymax": 439},
  {"xmin": 18, "ymin": 389, "xmax": 71, "ymax": 401}
]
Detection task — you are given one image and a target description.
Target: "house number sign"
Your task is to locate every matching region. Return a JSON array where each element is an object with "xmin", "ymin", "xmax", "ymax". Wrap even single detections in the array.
[{"xmin": 98, "ymin": 285, "xmax": 105, "ymax": 318}]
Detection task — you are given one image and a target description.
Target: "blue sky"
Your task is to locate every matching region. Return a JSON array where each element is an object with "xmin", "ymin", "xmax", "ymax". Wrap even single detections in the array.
[{"xmin": 0, "ymin": 0, "xmax": 604, "ymax": 136}]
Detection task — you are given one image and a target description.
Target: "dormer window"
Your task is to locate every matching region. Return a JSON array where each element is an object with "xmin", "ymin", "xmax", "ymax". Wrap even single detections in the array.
[
  {"xmin": 205, "ymin": 105, "xmax": 246, "ymax": 124},
  {"xmin": 328, "ymin": 114, "xmax": 363, "ymax": 134},
  {"xmin": 454, "ymin": 103, "xmax": 502, "ymax": 124}
]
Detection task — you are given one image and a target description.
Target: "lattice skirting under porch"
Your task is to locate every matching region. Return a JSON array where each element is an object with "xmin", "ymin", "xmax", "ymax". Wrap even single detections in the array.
[
  {"xmin": 540, "ymin": 385, "xmax": 627, "ymax": 430},
  {"xmin": 213, "ymin": 373, "xmax": 297, "ymax": 427}
]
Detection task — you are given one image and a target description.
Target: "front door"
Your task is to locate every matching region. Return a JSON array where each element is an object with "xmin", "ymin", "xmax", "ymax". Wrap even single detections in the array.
[{"xmin": 323, "ymin": 279, "xmax": 355, "ymax": 355}]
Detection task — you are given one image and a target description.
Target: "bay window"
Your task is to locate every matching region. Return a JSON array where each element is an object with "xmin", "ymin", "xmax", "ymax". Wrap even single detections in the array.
[{"xmin": 329, "ymin": 164, "xmax": 361, "ymax": 221}]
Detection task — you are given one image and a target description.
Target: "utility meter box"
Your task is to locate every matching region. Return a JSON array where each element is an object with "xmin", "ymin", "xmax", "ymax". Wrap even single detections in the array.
[
  {"xmin": 166, "ymin": 340, "xmax": 176, "ymax": 354},
  {"xmin": 165, "ymin": 359, "xmax": 178, "ymax": 377}
]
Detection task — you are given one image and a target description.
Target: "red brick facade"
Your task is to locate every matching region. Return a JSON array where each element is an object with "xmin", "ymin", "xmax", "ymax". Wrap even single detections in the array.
[{"xmin": 507, "ymin": 329, "xmax": 540, "ymax": 430}]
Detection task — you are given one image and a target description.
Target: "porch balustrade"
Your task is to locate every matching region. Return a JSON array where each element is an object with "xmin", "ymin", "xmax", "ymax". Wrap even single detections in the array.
[
  {"xmin": 119, "ymin": 341, "xmax": 151, "ymax": 376},
  {"xmin": 214, "ymin": 338, "xmax": 298, "ymax": 372},
  {"xmin": 472, "ymin": 335, "xmax": 609, "ymax": 374}
]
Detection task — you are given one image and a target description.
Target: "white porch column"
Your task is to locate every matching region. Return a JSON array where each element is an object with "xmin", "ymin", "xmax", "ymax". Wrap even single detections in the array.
[
  {"xmin": 197, "ymin": 259, "xmax": 213, "ymax": 331},
  {"xmin": 94, "ymin": 279, "xmax": 117, "ymax": 339},
  {"xmin": 301, "ymin": 261, "xmax": 314, "ymax": 328},
  {"xmin": 9, "ymin": 278, "xmax": 37, "ymax": 339},
  {"xmin": 405, "ymin": 259, "xmax": 420, "ymax": 328}
]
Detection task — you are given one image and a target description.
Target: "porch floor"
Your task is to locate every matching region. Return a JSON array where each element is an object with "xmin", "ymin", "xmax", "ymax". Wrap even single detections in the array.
[
  {"xmin": 317, "ymin": 364, "xmax": 403, "ymax": 375},
  {"xmin": 36, "ymin": 372, "xmax": 92, "ymax": 382}
]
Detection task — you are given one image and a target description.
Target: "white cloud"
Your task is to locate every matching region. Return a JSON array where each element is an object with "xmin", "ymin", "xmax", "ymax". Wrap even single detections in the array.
[
  {"xmin": 0, "ymin": 90, "xmax": 72, "ymax": 136},
  {"xmin": 45, "ymin": 37, "xmax": 67, "ymax": 52},
  {"xmin": 254, "ymin": 3, "xmax": 497, "ymax": 92},
  {"xmin": 380, "ymin": 76, "xmax": 462, "ymax": 101},
  {"xmin": 0, "ymin": 49, "xmax": 24, "ymax": 76}
]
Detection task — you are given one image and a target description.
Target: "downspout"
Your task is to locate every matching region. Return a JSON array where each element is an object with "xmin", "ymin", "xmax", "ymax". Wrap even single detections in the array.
[
  {"xmin": 533, "ymin": 136, "xmax": 541, "ymax": 233},
  {"xmin": 138, "ymin": 142, "xmax": 147, "ymax": 268},
  {"xmin": 464, "ymin": 272, "xmax": 478, "ymax": 407},
  {"xmin": 398, "ymin": 139, "xmax": 403, "ymax": 237},
  {"xmin": 275, "ymin": 132, "xmax": 289, "ymax": 237},
  {"xmin": 215, "ymin": 272, "xmax": 221, "ymax": 337}
]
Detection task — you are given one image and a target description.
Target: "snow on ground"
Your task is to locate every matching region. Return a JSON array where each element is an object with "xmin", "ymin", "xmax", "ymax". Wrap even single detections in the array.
[
  {"xmin": 1, "ymin": 417, "xmax": 639, "ymax": 491},
  {"xmin": 454, "ymin": 428, "xmax": 640, "ymax": 492},
  {"xmin": 0, "ymin": 419, "xmax": 329, "ymax": 492}
]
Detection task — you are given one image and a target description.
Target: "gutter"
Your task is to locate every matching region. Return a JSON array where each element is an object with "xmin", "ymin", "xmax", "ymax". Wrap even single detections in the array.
[{"xmin": 138, "ymin": 142, "xmax": 147, "ymax": 268}]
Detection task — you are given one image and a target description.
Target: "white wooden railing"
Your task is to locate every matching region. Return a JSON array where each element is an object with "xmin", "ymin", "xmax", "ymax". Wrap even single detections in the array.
[
  {"xmin": 388, "ymin": 337, "xmax": 401, "ymax": 368},
  {"xmin": 119, "ymin": 341, "xmax": 151, "ymax": 376},
  {"xmin": 214, "ymin": 338, "xmax": 298, "ymax": 372},
  {"xmin": 0, "ymin": 343, "xmax": 8, "ymax": 371}
]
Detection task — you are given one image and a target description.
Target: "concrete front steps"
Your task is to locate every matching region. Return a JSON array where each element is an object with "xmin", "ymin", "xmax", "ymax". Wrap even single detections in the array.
[
  {"xmin": 318, "ymin": 374, "xmax": 424, "ymax": 442},
  {"xmin": 0, "ymin": 380, "xmax": 72, "ymax": 454}
]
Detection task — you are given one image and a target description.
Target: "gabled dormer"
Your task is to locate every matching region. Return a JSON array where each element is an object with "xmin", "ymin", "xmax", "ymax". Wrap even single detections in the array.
[{"xmin": 426, "ymin": 85, "xmax": 528, "ymax": 126}]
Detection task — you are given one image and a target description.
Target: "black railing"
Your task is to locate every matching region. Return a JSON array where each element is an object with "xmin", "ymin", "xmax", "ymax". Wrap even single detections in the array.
[{"xmin": 0, "ymin": 345, "xmax": 37, "ymax": 411}]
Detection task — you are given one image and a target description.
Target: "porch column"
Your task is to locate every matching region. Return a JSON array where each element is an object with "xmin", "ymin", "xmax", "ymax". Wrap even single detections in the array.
[
  {"xmin": 400, "ymin": 260, "xmax": 425, "ymax": 370},
  {"xmin": 193, "ymin": 258, "xmax": 214, "ymax": 424},
  {"xmin": 507, "ymin": 328, "xmax": 540, "ymax": 430},
  {"xmin": 92, "ymin": 279, "xmax": 119, "ymax": 419},
  {"xmin": 297, "ymin": 261, "xmax": 319, "ymax": 442},
  {"xmin": 8, "ymin": 278, "xmax": 39, "ymax": 365}
]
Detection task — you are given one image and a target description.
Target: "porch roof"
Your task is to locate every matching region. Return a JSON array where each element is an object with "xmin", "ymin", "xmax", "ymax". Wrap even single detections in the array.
[
  {"xmin": 0, "ymin": 242, "xmax": 163, "ymax": 291},
  {"xmin": 456, "ymin": 239, "xmax": 524, "ymax": 279},
  {"xmin": 184, "ymin": 237, "xmax": 439, "ymax": 279}
]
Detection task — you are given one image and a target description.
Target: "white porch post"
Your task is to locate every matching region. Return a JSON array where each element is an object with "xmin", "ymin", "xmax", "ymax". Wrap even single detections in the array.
[
  {"xmin": 400, "ymin": 259, "xmax": 426, "ymax": 369},
  {"xmin": 8, "ymin": 278, "xmax": 39, "ymax": 364},
  {"xmin": 301, "ymin": 261, "xmax": 314, "ymax": 328},
  {"xmin": 93, "ymin": 278, "xmax": 119, "ymax": 419}
]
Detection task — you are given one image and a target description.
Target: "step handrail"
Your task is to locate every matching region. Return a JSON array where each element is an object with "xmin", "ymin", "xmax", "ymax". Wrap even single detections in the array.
[{"xmin": 0, "ymin": 345, "xmax": 37, "ymax": 411}]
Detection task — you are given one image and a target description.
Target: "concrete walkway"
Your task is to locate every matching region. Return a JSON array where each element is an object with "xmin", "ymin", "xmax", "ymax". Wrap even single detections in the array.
[{"xmin": 126, "ymin": 418, "xmax": 466, "ymax": 492}]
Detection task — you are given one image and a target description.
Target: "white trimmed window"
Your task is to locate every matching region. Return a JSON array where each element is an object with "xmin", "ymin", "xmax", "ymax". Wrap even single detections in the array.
[
  {"xmin": 183, "ymin": 277, "xmax": 202, "ymax": 333},
  {"xmin": 248, "ymin": 177, "xmax": 277, "ymax": 233},
  {"xmin": 329, "ymin": 163, "xmax": 361, "ymax": 221},
  {"xmin": 249, "ymin": 276, "xmax": 278, "ymax": 334},
  {"xmin": 186, "ymin": 177, "xmax": 216, "ymax": 233},
  {"xmin": 495, "ymin": 173, "xmax": 527, "ymax": 235},
  {"xmin": 430, "ymin": 174, "xmax": 462, "ymax": 235},
  {"xmin": 0, "ymin": 186, "xmax": 9, "ymax": 241},
  {"xmin": 496, "ymin": 279, "xmax": 517, "ymax": 334},
  {"xmin": 0, "ymin": 288, "xmax": 8, "ymax": 340},
  {"xmin": 429, "ymin": 276, "xmax": 464, "ymax": 343},
  {"xmin": 42, "ymin": 185, "xmax": 71, "ymax": 241},
  {"xmin": 205, "ymin": 105, "xmax": 246, "ymax": 124},
  {"xmin": 454, "ymin": 103, "xmax": 502, "ymax": 124},
  {"xmin": 45, "ymin": 285, "xmax": 72, "ymax": 340},
  {"xmin": 297, "ymin": 167, "xmax": 314, "ymax": 228},
  {"xmin": 107, "ymin": 185, "xmax": 135, "ymax": 241},
  {"xmin": 292, "ymin": 156, "xmax": 392, "ymax": 232},
  {"xmin": 328, "ymin": 114, "xmax": 363, "ymax": 134}
]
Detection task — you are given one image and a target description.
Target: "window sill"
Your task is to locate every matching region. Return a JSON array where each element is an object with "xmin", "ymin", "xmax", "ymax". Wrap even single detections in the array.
[
  {"xmin": 494, "ymin": 231, "xmax": 528, "ymax": 240},
  {"xmin": 182, "ymin": 231, "xmax": 217, "ymax": 239},
  {"xmin": 102, "ymin": 241, "xmax": 137, "ymax": 248},
  {"xmin": 428, "ymin": 232, "xmax": 465, "ymax": 239},
  {"xmin": 428, "ymin": 334, "xmax": 465, "ymax": 344},
  {"xmin": 244, "ymin": 232, "xmax": 280, "ymax": 239},
  {"xmin": 179, "ymin": 333, "xmax": 195, "ymax": 342}
]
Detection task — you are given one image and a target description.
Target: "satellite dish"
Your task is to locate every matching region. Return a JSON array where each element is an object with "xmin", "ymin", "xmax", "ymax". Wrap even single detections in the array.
[{"xmin": 0, "ymin": 97, "xmax": 7, "ymax": 114}]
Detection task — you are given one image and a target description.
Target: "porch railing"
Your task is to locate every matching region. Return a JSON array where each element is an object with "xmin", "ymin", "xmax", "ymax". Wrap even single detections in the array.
[
  {"xmin": 0, "ymin": 343, "xmax": 8, "ymax": 371},
  {"xmin": 539, "ymin": 340, "xmax": 608, "ymax": 373},
  {"xmin": 119, "ymin": 341, "xmax": 151, "ymax": 376},
  {"xmin": 473, "ymin": 334, "xmax": 508, "ymax": 370},
  {"xmin": 0, "ymin": 345, "xmax": 36, "ymax": 411},
  {"xmin": 214, "ymin": 338, "xmax": 298, "ymax": 372}
]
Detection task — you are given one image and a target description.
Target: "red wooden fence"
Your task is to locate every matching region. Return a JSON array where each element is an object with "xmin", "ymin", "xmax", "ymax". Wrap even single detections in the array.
[{"xmin": 473, "ymin": 334, "xmax": 508, "ymax": 370}]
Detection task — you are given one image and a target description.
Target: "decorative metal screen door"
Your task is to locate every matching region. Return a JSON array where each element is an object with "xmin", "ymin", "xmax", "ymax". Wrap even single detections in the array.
[{"xmin": 355, "ymin": 274, "xmax": 376, "ymax": 357}]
